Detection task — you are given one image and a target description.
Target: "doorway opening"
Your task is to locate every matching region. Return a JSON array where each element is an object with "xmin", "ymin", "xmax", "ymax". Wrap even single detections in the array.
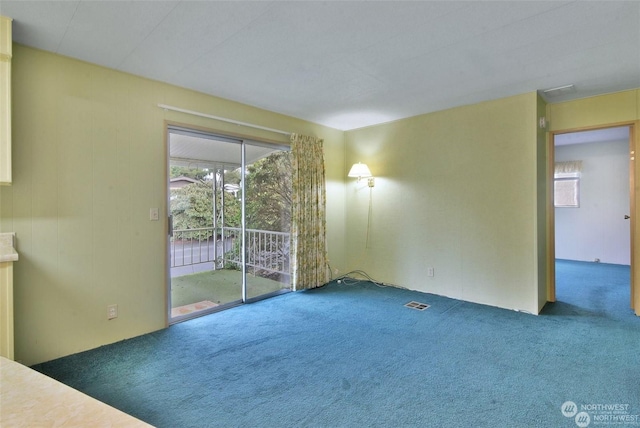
[
  {"xmin": 167, "ymin": 126, "xmax": 292, "ymax": 323},
  {"xmin": 551, "ymin": 125, "xmax": 633, "ymax": 313}
]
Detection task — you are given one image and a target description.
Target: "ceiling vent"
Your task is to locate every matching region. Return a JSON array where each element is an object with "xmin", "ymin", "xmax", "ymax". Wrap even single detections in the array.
[{"xmin": 541, "ymin": 84, "xmax": 576, "ymax": 98}]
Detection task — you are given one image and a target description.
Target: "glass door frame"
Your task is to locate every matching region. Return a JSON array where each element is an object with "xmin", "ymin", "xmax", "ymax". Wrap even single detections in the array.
[{"xmin": 166, "ymin": 124, "xmax": 291, "ymax": 324}]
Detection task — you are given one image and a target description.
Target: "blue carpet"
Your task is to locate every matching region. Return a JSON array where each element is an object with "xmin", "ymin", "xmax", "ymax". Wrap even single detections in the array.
[{"xmin": 33, "ymin": 260, "xmax": 640, "ymax": 427}]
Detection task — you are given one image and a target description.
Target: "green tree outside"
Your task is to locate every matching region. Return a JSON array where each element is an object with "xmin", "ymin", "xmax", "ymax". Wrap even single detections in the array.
[
  {"xmin": 170, "ymin": 167, "xmax": 241, "ymax": 239},
  {"xmin": 245, "ymin": 151, "xmax": 292, "ymax": 232},
  {"xmin": 169, "ymin": 151, "xmax": 291, "ymax": 238}
]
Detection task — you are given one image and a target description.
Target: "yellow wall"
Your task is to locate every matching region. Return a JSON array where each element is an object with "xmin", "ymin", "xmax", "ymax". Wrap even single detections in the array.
[
  {"xmin": 6, "ymin": 43, "xmax": 638, "ymax": 365},
  {"xmin": 344, "ymin": 92, "xmax": 542, "ymax": 314},
  {"xmin": 547, "ymin": 90, "xmax": 639, "ymax": 132},
  {"xmin": 0, "ymin": 45, "xmax": 345, "ymax": 366}
]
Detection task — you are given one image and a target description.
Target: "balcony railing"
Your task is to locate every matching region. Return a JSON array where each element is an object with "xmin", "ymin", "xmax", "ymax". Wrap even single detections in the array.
[{"xmin": 170, "ymin": 227, "xmax": 290, "ymax": 278}]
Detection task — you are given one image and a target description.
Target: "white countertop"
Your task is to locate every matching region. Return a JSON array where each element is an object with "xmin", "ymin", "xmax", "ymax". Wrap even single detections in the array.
[
  {"xmin": 0, "ymin": 356, "xmax": 153, "ymax": 427},
  {"xmin": 0, "ymin": 233, "xmax": 18, "ymax": 262}
]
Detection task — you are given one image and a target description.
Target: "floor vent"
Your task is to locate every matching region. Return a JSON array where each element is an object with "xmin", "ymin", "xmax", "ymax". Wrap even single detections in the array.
[{"xmin": 405, "ymin": 301, "xmax": 430, "ymax": 311}]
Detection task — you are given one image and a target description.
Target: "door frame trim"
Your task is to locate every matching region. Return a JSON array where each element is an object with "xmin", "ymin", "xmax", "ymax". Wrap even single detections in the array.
[
  {"xmin": 164, "ymin": 121, "xmax": 292, "ymax": 325},
  {"xmin": 547, "ymin": 121, "xmax": 639, "ymax": 314}
]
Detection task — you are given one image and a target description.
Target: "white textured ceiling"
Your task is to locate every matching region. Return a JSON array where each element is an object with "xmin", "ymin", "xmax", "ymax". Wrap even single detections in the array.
[{"xmin": 2, "ymin": 1, "xmax": 639, "ymax": 131}]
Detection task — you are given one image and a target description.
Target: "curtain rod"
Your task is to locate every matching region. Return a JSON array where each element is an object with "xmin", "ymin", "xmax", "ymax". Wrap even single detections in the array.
[{"xmin": 158, "ymin": 104, "xmax": 291, "ymax": 136}]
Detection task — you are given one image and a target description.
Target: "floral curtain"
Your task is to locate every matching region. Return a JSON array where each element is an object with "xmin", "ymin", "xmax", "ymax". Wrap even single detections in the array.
[{"xmin": 290, "ymin": 133, "xmax": 329, "ymax": 290}]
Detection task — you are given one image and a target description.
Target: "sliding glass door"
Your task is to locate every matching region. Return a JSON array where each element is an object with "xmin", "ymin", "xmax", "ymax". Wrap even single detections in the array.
[
  {"xmin": 167, "ymin": 126, "xmax": 291, "ymax": 322},
  {"xmin": 244, "ymin": 145, "xmax": 292, "ymax": 301}
]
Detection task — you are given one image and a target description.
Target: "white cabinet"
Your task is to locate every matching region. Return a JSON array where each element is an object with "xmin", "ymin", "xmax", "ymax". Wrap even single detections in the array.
[
  {"xmin": 0, "ymin": 233, "xmax": 17, "ymax": 360},
  {"xmin": 0, "ymin": 16, "xmax": 12, "ymax": 185},
  {"xmin": 0, "ymin": 260, "xmax": 14, "ymax": 359}
]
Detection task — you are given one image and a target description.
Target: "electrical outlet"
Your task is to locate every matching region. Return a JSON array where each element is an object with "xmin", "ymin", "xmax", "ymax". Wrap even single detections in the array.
[
  {"xmin": 107, "ymin": 304, "xmax": 118, "ymax": 320},
  {"xmin": 149, "ymin": 208, "xmax": 159, "ymax": 221},
  {"xmin": 427, "ymin": 267, "xmax": 435, "ymax": 277}
]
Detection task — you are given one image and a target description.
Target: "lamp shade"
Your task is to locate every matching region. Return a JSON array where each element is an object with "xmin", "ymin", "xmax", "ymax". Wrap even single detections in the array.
[{"xmin": 348, "ymin": 162, "xmax": 372, "ymax": 178}]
